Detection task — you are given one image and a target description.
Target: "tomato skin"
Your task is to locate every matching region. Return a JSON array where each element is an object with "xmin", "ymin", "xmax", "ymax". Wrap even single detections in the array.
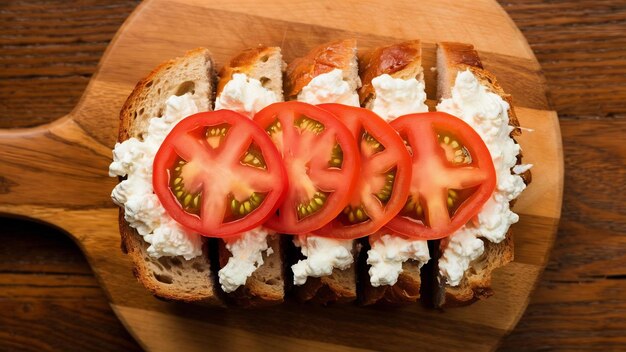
[
  {"xmin": 387, "ymin": 112, "xmax": 496, "ymax": 240},
  {"xmin": 153, "ymin": 110, "xmax": 287, "ymax": 238},
  {"xmin": 253, "ymin": 101, "xmax": 360, "ymax": 234},
  {"xmin": 312, "ymin": 104, "xmax": 412, "ymax": 239}
]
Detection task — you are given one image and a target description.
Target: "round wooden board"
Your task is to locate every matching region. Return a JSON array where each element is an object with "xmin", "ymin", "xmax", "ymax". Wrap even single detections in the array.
[{"xmin": 0, "ymin": 0, "xmax": 563, "ymax": 351}]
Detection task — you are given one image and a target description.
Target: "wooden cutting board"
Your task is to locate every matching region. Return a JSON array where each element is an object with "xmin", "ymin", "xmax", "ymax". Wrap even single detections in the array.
[{"xmin": 0, "ymin": 0, "xmax": 563, "ymax": 351}]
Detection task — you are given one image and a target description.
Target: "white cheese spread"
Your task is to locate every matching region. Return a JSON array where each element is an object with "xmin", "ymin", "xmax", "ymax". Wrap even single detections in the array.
[
  {"xmin": 367, "ymin": 234, "xmax": 430, "ymax": 287},
  {"xmin": 438, "ymin": 227, "xmax": 485, "ymax": 286},
  {"xmin": 218, "ymin": 227, "xmax": 274, "ymax": 293},
  {"xmin": 214, "ymin": 73, "xmax": 279, "ymax": 117},
  {"xmin": 109, "ymin": 93, "xmax": 205, "ymax": 260},
  {"xmin": 297, "ymin": 69, "xmax": 360, "ymax": 107},
  {"xmin": 371, "ymin": 74, "xmax": 428, "ymax": 122},
  {"xmin": 291, "ymin": 235, "xmax": 353, "ymax": 285},
  {"xmin": 436, "ymin": 69, "xmax": 530, "ymax": 286}
]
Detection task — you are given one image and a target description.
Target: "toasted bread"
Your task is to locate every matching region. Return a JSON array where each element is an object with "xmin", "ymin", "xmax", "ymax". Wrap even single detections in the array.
[
  {"xmin": 357, "ymin": 40, "xmax": 428, "ymax": 305},
  {"xmin": 217, "ymin": 46, "xmax": 285, "ymax": 102},
  {"xmin": 213, "ymin": 46, "xmax": 287, "ymax": 307},
  {"xmin": 117, "ymin": 48, "xmax": 221, "ymax": 304},
  {"xmin": 358, "ymin": 40, "xmax": 423, "ymax": 108},
  {"xmin": 433, "ymin": 42, "xmax": 532, "ymax": 307},
  {"xmin": 284, "ymin": 39, "xmax": 360, "ymax": 304},
  {"xmin": 284, "ymin": 39, "xmax": 360, "ymax": 101}
]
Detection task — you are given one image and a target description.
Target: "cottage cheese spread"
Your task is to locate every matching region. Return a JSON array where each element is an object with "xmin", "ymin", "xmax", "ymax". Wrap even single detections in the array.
[
  {"xmin": 370, "ymin": 74, "xmax": 428, "ymax": 122},
  {"xmin": 436, "ymin": 69, "xmax": 530, "ymax": 286},
  {"xmin": 367, "ymin": 234, "xmax": 430, "ymax": 287},
  {"xmin": 218, "ymin": 227, "xmax": 274, "ymax": 293},
  {"xmin": 109, "ymin": 93, "xmax": 205, "ymax": 260},
  {"xmin": 214, "ymin": 73, "xmax": 279, "ymax": 117},
  {"xmin": 438, "ymin": 227, "xmax": 485, "ymax": 286},
  {"xmin": 291, "ymin": 235, "xmax": 353, "ymax": 285},
  {"xmin": 298, "ymin": 69, "xmax": 360, "ymax": 107}
]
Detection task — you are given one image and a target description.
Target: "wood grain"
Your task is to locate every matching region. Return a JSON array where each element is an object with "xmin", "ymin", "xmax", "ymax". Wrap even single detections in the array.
[
  {"xmin": 0, "ymin": 220, "xmax": 141, "ymax": 352},
  {"xmin": 0, "ymin": 0, "xmax": 562, "ymax": 348},
  {"xmin": 0, "ymin": 0, "xmax": 622, "ymax": 351}
]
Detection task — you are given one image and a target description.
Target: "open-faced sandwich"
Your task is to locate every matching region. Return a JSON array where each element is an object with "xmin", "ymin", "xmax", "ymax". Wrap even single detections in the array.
[{"xmin": 109, "ymin": 39, "xmax": 531, "ymax": 308}]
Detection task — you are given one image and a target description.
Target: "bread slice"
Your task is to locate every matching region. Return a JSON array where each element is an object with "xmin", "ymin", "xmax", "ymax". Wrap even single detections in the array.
[
  {"xmin": 117, "ymin": 48, "xmax": 221, "ymax": 304},
  {"xmin": 284, "ymin": 39, "xmax": 360, "ymax": 101},
  {"xmin": 358, "ymin": 40, "xmax": 424, "ymax": 109},
  {"xmin": 216, "ymin": 46, "xmax": 285, "ymax": 102},
  {"xmin": 217, "ymin": 234, "xmax": 286, "ymax": 307},
  {"xmin": 284, "ymin": 39, "xmax": 360, "ymax": 304},
  {"xmin": 293, "ymin": 241, "xmax": 361, "ymax": 304},
  {"xmin": 433, "ymin": 42, "xmax": 532, "ymax": 307},
  {"xmin": 214, "ymin": 46, "xmax": 287, "ymax": 306},
  {"xmin": 356, "ymin": 40, "xmax": 427, "ymax": 305}
]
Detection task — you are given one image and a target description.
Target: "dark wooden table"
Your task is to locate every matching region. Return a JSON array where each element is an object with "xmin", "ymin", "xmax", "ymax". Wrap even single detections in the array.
[{"xmin": 1, "ymin": 1, "xmax": 625, "ymax": 350}]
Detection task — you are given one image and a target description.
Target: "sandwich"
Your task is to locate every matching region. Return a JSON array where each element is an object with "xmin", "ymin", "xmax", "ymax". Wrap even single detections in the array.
[
  {"xmin": 433, "ymin": 42, "xmax": 532, "ymax": 307},
  {"xmin": 284, "ymin": 39, "xmax": 362, "ymax": 304},
  {"xmin": 356, "ymin": 40, "xmax": 431, "ymax": 305},
  {"xmin": 108, "ymin": 40, "xmax": 531, "ymax": 309},
  {"xmin": 110, "ymin": 48, "xmax": 221, "ymax": 304},
  {"xmin": 213, "ymin": 46, "xmax": 287, "ymax": 306}
]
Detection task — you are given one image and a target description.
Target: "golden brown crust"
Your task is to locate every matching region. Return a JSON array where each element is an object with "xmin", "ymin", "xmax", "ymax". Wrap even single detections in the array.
[
  {"xmin": 439, "ymin": 42, "xmax": 483, "ymax": 68},
  {"xmin": 435, "ymin": 42, "xmax": 532, "ymax": 307},
  {"xmin": 216, "ymin": 46, "xmax": 280, "ymax": 96},
  {"xmin": 284, "ymin": 39, "xmax": 357, "ymax": 100},
  {"xmin": 358, "ymin": 40, "xmax": 422, "ymax": 106}
]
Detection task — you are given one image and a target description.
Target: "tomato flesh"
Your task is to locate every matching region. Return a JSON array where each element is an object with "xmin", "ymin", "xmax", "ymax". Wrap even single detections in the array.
[
  {"xmin": 253, "ymin": 101, "xmax": 360, "ymax": 234},
  {"xmin": 312, "ymin": 104, "xmax": 412, "ymax": 239},
  {"xmin": 153, "ymin": 110, "xmax": 287, "ymax": 237},
  {"xmin": 387, "ymin": 112, "xmax": 496, "ymax": 239}
]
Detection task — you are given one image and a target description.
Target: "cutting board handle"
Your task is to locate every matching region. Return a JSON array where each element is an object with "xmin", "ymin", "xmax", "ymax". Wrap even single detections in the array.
[{"xmin": 0, "ymin": 115, "xmax": 117, "ymax": 227}]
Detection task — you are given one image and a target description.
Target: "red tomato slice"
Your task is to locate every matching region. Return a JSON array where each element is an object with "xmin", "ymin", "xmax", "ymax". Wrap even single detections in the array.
[
  {"xmin": 153, "ymin": 110, "xmax": 287, "ymax": 237},
  {"xmin": 312, "ymin": 104, "xmax": 412, "ymax": 239},
  {"xmin": 253, "ymin": 101, "xmax": 360, "ymax": 234},
  {"xmin": 387, "ymin": 112, "xmax": 496, "ymax": 239}
]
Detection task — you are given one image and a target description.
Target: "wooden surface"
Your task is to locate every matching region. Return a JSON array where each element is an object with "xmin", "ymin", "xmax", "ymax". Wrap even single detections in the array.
[
  {"xmin": 0, "ymin": 0, "xmax": 620, "ymax": 351},
  {"xmin": 0, "ymin": 0, "xmax": 561, "ymax": 350}
]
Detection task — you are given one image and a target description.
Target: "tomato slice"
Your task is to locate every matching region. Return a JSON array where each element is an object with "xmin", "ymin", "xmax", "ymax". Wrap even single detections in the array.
[
  {"xmin": 312, "ymin": 104, "xmax": 411, "ymax": 239},
  {"xmin": 253, "ymin": 101, "xmax": 360, "ymax": 234},
  {"xmin": 387, "ymin": 112, "xmax": 496, "ymax": 239},
  {"xmin": 153, "ymin": 110, "xmax": 287, "ymax": 237}
]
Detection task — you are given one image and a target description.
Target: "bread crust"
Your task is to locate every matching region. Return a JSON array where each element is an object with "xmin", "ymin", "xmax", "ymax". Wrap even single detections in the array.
[
  {"xmin": 118, "ymin": 47, "xmax": 215, "ymax": 142},
  {"xmin": 434, "ymin": 42, "xmax": 532, "ymax": 307},
  {"xmin": 358, "ymin": 40, "xmax": 423, "ymax": 107},
  {"xmin": 216, "ymin": 46, "xmax": 283, "ymax": 97},
  {"xmin": 360, "ymin": 266, "xmax": 421, "ymax": 306},
  {"xmin": 217, "ymin": 234, "xmax": 285, "ymax": 307},
  {"xmin": 284, "ymin": 39, "xmax": 358, "ymax": 100},
  {"xmin": 292, "ymin": 242, "xmax": 360, "ymax": 305},
  {"xmin": 116, "ymin": 48, "xmax": 221, "ymax": 305}
]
